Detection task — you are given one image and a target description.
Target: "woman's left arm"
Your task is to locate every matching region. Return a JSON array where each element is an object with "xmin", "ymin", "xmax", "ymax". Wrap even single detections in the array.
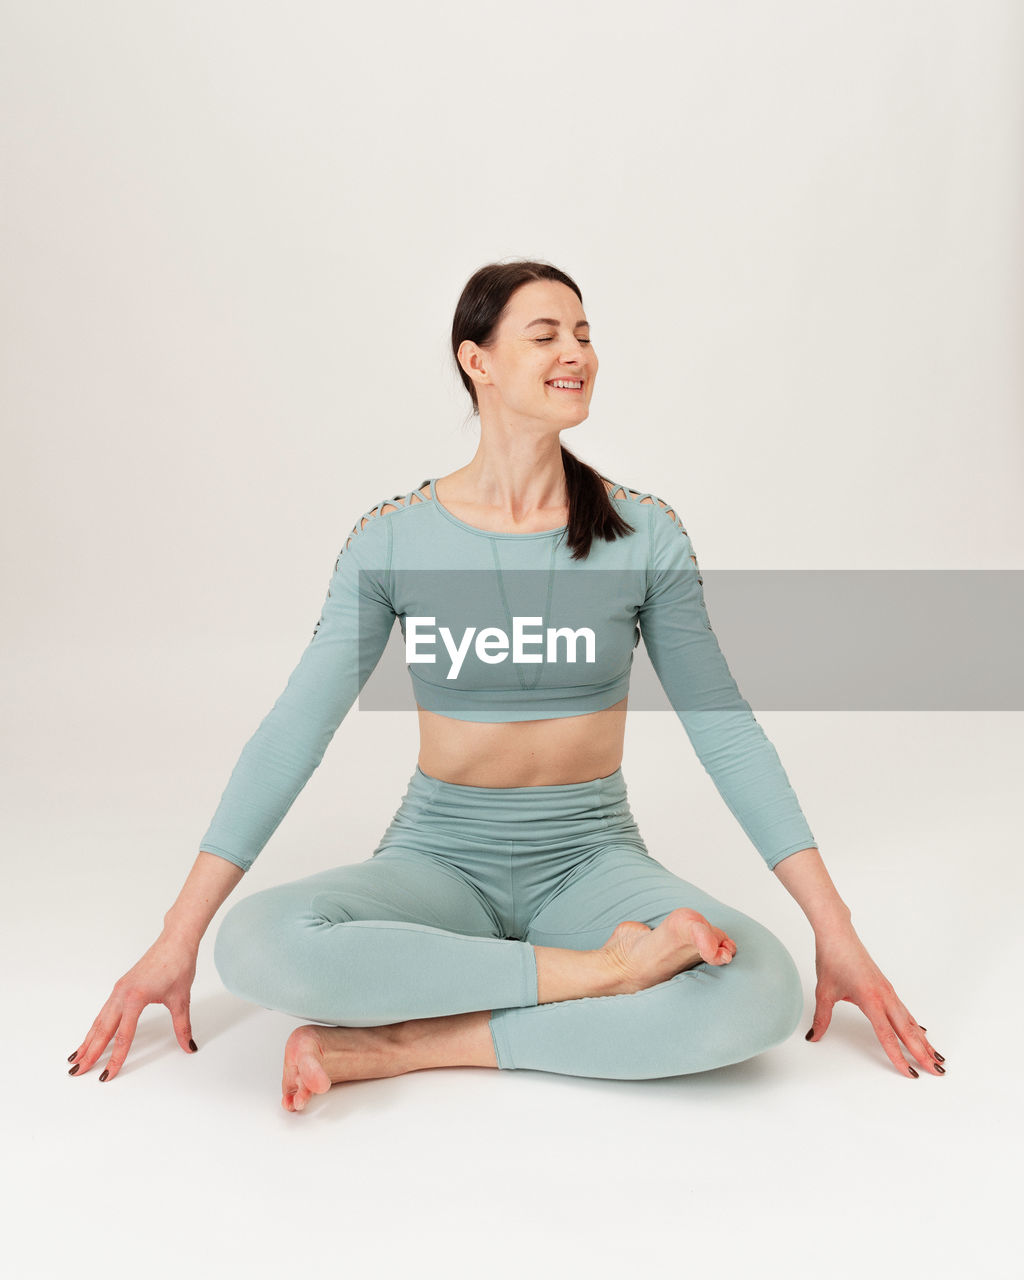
[{"xmin": 773, "ymin": 848, "xmax": 944, "ymax": 1079}]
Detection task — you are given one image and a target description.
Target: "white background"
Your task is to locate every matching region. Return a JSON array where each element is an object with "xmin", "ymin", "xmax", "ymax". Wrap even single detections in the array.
[{"xmin": 3, "ymin": 2, "xmax": 1020, "ymax": 1277}]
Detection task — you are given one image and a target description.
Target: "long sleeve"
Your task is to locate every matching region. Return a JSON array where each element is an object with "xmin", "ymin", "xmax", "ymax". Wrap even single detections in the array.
[
  {"xmin": 636, "ymin": 501, "xmax": 817, "ymax": 871},
  {"xmin": 199, "ymin": 511, "xmax": 396, "ymax": 871}
]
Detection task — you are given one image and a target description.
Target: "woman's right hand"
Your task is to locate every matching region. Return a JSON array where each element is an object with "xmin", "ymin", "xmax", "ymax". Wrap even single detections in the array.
[{"xmin": 68, "ymin": 935, "xmax": 199, "ymax": 1082}]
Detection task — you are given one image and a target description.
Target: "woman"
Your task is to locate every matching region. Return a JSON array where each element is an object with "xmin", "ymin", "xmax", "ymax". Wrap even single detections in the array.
[{"xmin": 68, "ymin": 261, "xmax": 944, "ymax": 1108}]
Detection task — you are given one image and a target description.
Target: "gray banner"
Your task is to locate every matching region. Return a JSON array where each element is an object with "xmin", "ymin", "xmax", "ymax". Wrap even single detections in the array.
[{"xmin": 354, "ymin": 569, "xmax": 1024, "ymax": 711}]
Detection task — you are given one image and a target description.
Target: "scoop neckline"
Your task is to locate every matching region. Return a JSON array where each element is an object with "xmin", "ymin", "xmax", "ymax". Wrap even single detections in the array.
[{"xmin": 425, "ymin": 477, "xmax": 569, "ymax": 540}]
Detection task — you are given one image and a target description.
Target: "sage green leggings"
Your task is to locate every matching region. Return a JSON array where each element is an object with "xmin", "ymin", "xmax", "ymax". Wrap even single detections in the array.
[{"xmin": 214, "ymin": 766, "xmax": 804, "ymax": 1079}]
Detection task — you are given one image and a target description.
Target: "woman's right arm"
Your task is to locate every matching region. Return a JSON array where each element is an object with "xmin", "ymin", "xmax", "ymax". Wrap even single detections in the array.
[
  {"xmin": 67, "ymin": 851, "xmax": 244, "ymax": 1083},
  {"xmin": 71, "ymin": 503, "xmax": 398, "ymax": 1083}
]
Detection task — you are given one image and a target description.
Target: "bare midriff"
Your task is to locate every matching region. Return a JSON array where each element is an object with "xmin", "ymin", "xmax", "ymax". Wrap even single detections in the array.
[{"xmin": 416, "ymin": 696, "xmax": 628, "ymax": 787}]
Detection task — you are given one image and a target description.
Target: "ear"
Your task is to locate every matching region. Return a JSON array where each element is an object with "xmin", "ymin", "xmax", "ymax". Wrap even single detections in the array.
[{"xmin": 457, "ymin": 339, "xmax": 490, "ymax": 386}]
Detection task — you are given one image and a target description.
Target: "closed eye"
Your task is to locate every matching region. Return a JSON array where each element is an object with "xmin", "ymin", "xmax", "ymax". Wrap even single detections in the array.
[{"xmin": 535, "ymin": 337, "xmax": 591, "ymax": 344}]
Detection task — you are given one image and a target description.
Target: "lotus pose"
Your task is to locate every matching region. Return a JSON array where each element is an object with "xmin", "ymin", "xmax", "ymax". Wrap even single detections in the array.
[{"xmin": 68, "ymin": 261, "xmax": 944, "ymax": 1108}]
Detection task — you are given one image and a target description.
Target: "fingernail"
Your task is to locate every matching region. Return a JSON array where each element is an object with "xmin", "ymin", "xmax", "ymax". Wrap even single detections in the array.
[
  {"xmin": 189, "ymin": 1038, "xmax": 198, "ymax": 1052},
  {"xmin": 99, "ymin": 1069, "xmax": 109, "ymax": 1082},
  {"xmin": 805, "ymin": 1029, "xmax": 814, "ymax": 1041},
  {"xmin": 918, "ymin": 1025, "xmax": 927, "ymax": 1032},
  {"xmin": 68, "ymin": 1063, "xmax": 80, "ymax": 1075},
  {"xmin": 935, "ymin": 1064, "xmax": 945, "ymax": 1074},
  {"xmin": 934, "ymin": 1052, "xmax": 945, "ymax": 1063},
  {"xmin": 908, "ymin": 1066, "xmax": 919, "ymax": 1078},
  {"xmin": 67, "ymin": 1051, "xmax": 78, "ymax": 1063}
]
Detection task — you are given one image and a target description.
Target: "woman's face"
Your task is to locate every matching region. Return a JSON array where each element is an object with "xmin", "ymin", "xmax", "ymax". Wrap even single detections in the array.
[{"xmin": 461, "ymin": 279, "xmax": 599, "ymax": 428}]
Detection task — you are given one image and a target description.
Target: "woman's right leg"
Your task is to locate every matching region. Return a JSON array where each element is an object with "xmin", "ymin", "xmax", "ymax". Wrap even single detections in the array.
[{"xmin": 212, "ymin": 847, "xmax": 540, "ymax": 1027}]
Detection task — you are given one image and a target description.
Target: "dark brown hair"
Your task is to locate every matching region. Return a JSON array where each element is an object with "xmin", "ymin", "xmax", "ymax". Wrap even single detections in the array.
[{"xmin": 450, "ymin": 259, "xmax": 635, "ymax": 560}]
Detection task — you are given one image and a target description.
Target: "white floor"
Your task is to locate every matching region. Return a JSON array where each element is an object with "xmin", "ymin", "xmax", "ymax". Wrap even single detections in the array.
[{"xmin": 5, "ymin": 645, "xmax": 1018, "ymax": 1279}]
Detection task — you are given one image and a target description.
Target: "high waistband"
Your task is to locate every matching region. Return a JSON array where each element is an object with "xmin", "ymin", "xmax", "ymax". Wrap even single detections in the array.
[
  {"xmin": 374, "ymin": 763, "xmax": 645, "ymax": 860},
  {"xmin": 408, "ymin": 763, "xmax": 630, "ymax": 825}
]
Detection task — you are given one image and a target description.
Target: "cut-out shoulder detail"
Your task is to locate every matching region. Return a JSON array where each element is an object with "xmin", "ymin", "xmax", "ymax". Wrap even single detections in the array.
[
  {"xmin": 604, "ymin": 479, "xmax": 687, "ymax": 534},
  {"xmin": 604, "ymin": 479, "xmax": 657, "ymax": 505},
  {"xmin": 314, "ymin": 486, "xmax": 426, "ymax": 638},
  {"xmin": 648, "ymin": 493, "xmax": 686, "ymax": 534},
  {"xmin": 340, "ymin": 485, "xmax": 432, "ymax": 551},
  {"xmin": 602, "ymin": 479, "xmax": 703, "ymax": 618}
]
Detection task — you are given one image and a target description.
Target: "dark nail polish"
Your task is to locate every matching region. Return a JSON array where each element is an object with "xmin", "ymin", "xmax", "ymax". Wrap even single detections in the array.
[
  {"xmin": 908, "ymin": 1066, "xmax": 919, "ymax": 1078},
  {"xmin": 805, "ymin": 1029, "xmax": 814, "ymax": 1041},
  {"xmin": 934, "ymin": 1052, "xmax": 945, "ymax": 1063},
  {"xmin": 99, "ymin": 1069, "xmax": 109, "ymax": 1082},
  {"xmin": 918, "ymin": 1026, "xmax": 927, "ymax": 1032},
  {"xmin": 189, "ymin": 1038, "xmax": 198, "ymax": 1052},
  {"xmin": 935, "ymin": 1064, "xmax": 945, "ymax": 1074},
  {"xmin": 68, "ymin": 1063, "xmax": 80, "ymax": 1075},
  {"xmin": 68, "ymin": 1051, "xmax": 78, "ymax": 1063}
]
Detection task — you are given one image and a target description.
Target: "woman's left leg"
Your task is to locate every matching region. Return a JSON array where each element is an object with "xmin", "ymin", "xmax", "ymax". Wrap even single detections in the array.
[{"xmin": 489, "ymin": 845, "xmax": 805, "ymax": 1079}]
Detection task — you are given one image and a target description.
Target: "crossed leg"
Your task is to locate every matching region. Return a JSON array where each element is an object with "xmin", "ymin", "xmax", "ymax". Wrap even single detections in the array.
[
  {"xmin": 272, "ymin": 901, "xmax": 740, "ymax": 1110},
  {"xmin": 213, "ymin": 842, "xmax": 787, "ymax": 1108}
]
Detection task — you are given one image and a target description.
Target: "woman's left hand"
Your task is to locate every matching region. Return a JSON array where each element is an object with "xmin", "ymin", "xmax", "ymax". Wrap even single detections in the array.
[{"xmin": 805, "ymin": 923, "xmax": 945, "ymax": 1079}]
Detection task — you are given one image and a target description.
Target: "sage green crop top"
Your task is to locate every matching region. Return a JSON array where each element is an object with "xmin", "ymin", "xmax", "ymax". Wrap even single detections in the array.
[{"xmin": 198, "ymin": 477, "xmax": 817, "ymax": 873}]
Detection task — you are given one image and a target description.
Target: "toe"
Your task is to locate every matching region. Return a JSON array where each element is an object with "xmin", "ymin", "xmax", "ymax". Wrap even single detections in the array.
[
  {"xmin": 688, "ymin": 917, "xmax": 719, "ymax": 962},
  {"xmin": 296, "ymin": 1049, "xmax": 332, "ymax": 1097}
]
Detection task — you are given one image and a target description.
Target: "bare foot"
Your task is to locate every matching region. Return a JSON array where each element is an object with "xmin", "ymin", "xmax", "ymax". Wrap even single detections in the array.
[
  {"xmin": 281, "ymin": 1023, "xmax": 405, "ymax": 1112},
  {"xmin": 597, "ymin": 908, "xmax": 737, "ymax": 996}
]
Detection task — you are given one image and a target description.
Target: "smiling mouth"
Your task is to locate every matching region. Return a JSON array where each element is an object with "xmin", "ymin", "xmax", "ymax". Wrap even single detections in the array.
[{"xmin": 546, "ymin": 380, "xmax": 584, "ymax": 392}]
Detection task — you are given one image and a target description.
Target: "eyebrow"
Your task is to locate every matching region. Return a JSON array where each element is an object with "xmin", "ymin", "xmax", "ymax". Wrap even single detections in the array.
[{"xmin": 524, "ymin": 317, "xmax": 591, "ymax": 330}]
